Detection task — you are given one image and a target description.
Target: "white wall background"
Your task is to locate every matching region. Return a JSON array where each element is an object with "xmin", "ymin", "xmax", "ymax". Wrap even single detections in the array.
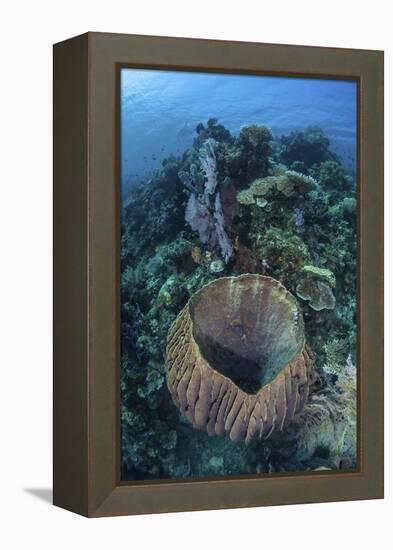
[{"xmin": 0, "ymin": 1, "xmax": 391, "ymax": 548}]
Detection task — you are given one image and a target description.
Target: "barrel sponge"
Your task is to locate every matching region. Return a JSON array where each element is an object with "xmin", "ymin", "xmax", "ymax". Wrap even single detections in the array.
[{"xmin": 165, "ymin": 274, "xmax": 314, "ymax": 444}]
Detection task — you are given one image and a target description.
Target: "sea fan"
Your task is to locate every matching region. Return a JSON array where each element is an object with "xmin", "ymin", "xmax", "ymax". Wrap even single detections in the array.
[
  {"xmin": 213, "ymin": 192, "xmax": 233, "ymax": 263},
  {"xmin": 185, "ymin": 193, "xmax": 214, "ymax": 244},
  {"xmin": 199, "ymin": 138, "xmax": 218, "ymax": 195}
]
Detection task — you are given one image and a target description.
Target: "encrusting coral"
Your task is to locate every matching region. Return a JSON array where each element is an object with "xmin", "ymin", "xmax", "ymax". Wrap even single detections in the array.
[
  {"xmin": 166, "ymin": 275, "xmax": 314, "ymax": 443},
  {"xmin": 296, "ymin": 277, "xmax": 336, "ymax": 311},
  {"xmin": 302, "ymin": 265, "xmax": 336, "ymax": 287},
  {"xmin": 296, "ymin": 264, "xmax": 336, "ymax": 311}
]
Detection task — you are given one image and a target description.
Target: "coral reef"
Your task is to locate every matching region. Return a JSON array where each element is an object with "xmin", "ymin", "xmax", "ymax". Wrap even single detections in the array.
[
  {"xmin": 120, "ymin": 120, "xmax": 357, "ymax": 480},
  {"xmin": 166, "ymin": 275, "xmax": 314, "ymax": 443}
]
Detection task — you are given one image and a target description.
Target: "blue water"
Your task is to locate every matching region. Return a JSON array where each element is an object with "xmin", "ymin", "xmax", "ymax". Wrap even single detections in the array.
[{"xmin": 121, "ymin": 68, "xmax": 357, "ymax": 189}]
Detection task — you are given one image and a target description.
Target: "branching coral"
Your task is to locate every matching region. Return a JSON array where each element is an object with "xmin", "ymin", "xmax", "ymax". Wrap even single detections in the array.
[
  {"xmin": 253, "ymin": 227, "xmax": 312, "ymax": 281},
  {"xmin": 336, "ymin": 354, "xmax": 357, "ymax": 424},
  {"xmin": 323, "ymin": 338, "xmax": 348, "ymax": 375}
]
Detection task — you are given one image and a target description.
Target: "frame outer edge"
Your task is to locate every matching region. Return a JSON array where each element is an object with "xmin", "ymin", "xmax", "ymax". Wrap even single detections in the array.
[
  {"xmin": 72, "ymin": 32, "xmax": 384, "ymax": 516},
  {"xmin": 360, "ymin": 50, "xmax": 384, "ymax": 498},
  {"xmin": 53, "ymin": 33, "xmax": 90, "ymax": 517}
]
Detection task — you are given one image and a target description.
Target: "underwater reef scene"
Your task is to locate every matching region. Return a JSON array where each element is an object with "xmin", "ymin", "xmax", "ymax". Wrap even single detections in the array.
[{"xmin": 120, "ymin": 118, "xmax": 357, "ymax": 481}]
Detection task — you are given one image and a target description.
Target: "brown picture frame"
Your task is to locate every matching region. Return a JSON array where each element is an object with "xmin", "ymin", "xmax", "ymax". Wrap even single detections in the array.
[{"xmin": 53, "ymin": 32, "xmax": 384, "ymax": 517}]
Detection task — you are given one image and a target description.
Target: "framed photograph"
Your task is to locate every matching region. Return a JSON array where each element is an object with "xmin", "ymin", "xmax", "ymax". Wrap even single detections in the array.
[{"xmin": 53, "ymin": 32, "xmax": 383, "ymax": 517}]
